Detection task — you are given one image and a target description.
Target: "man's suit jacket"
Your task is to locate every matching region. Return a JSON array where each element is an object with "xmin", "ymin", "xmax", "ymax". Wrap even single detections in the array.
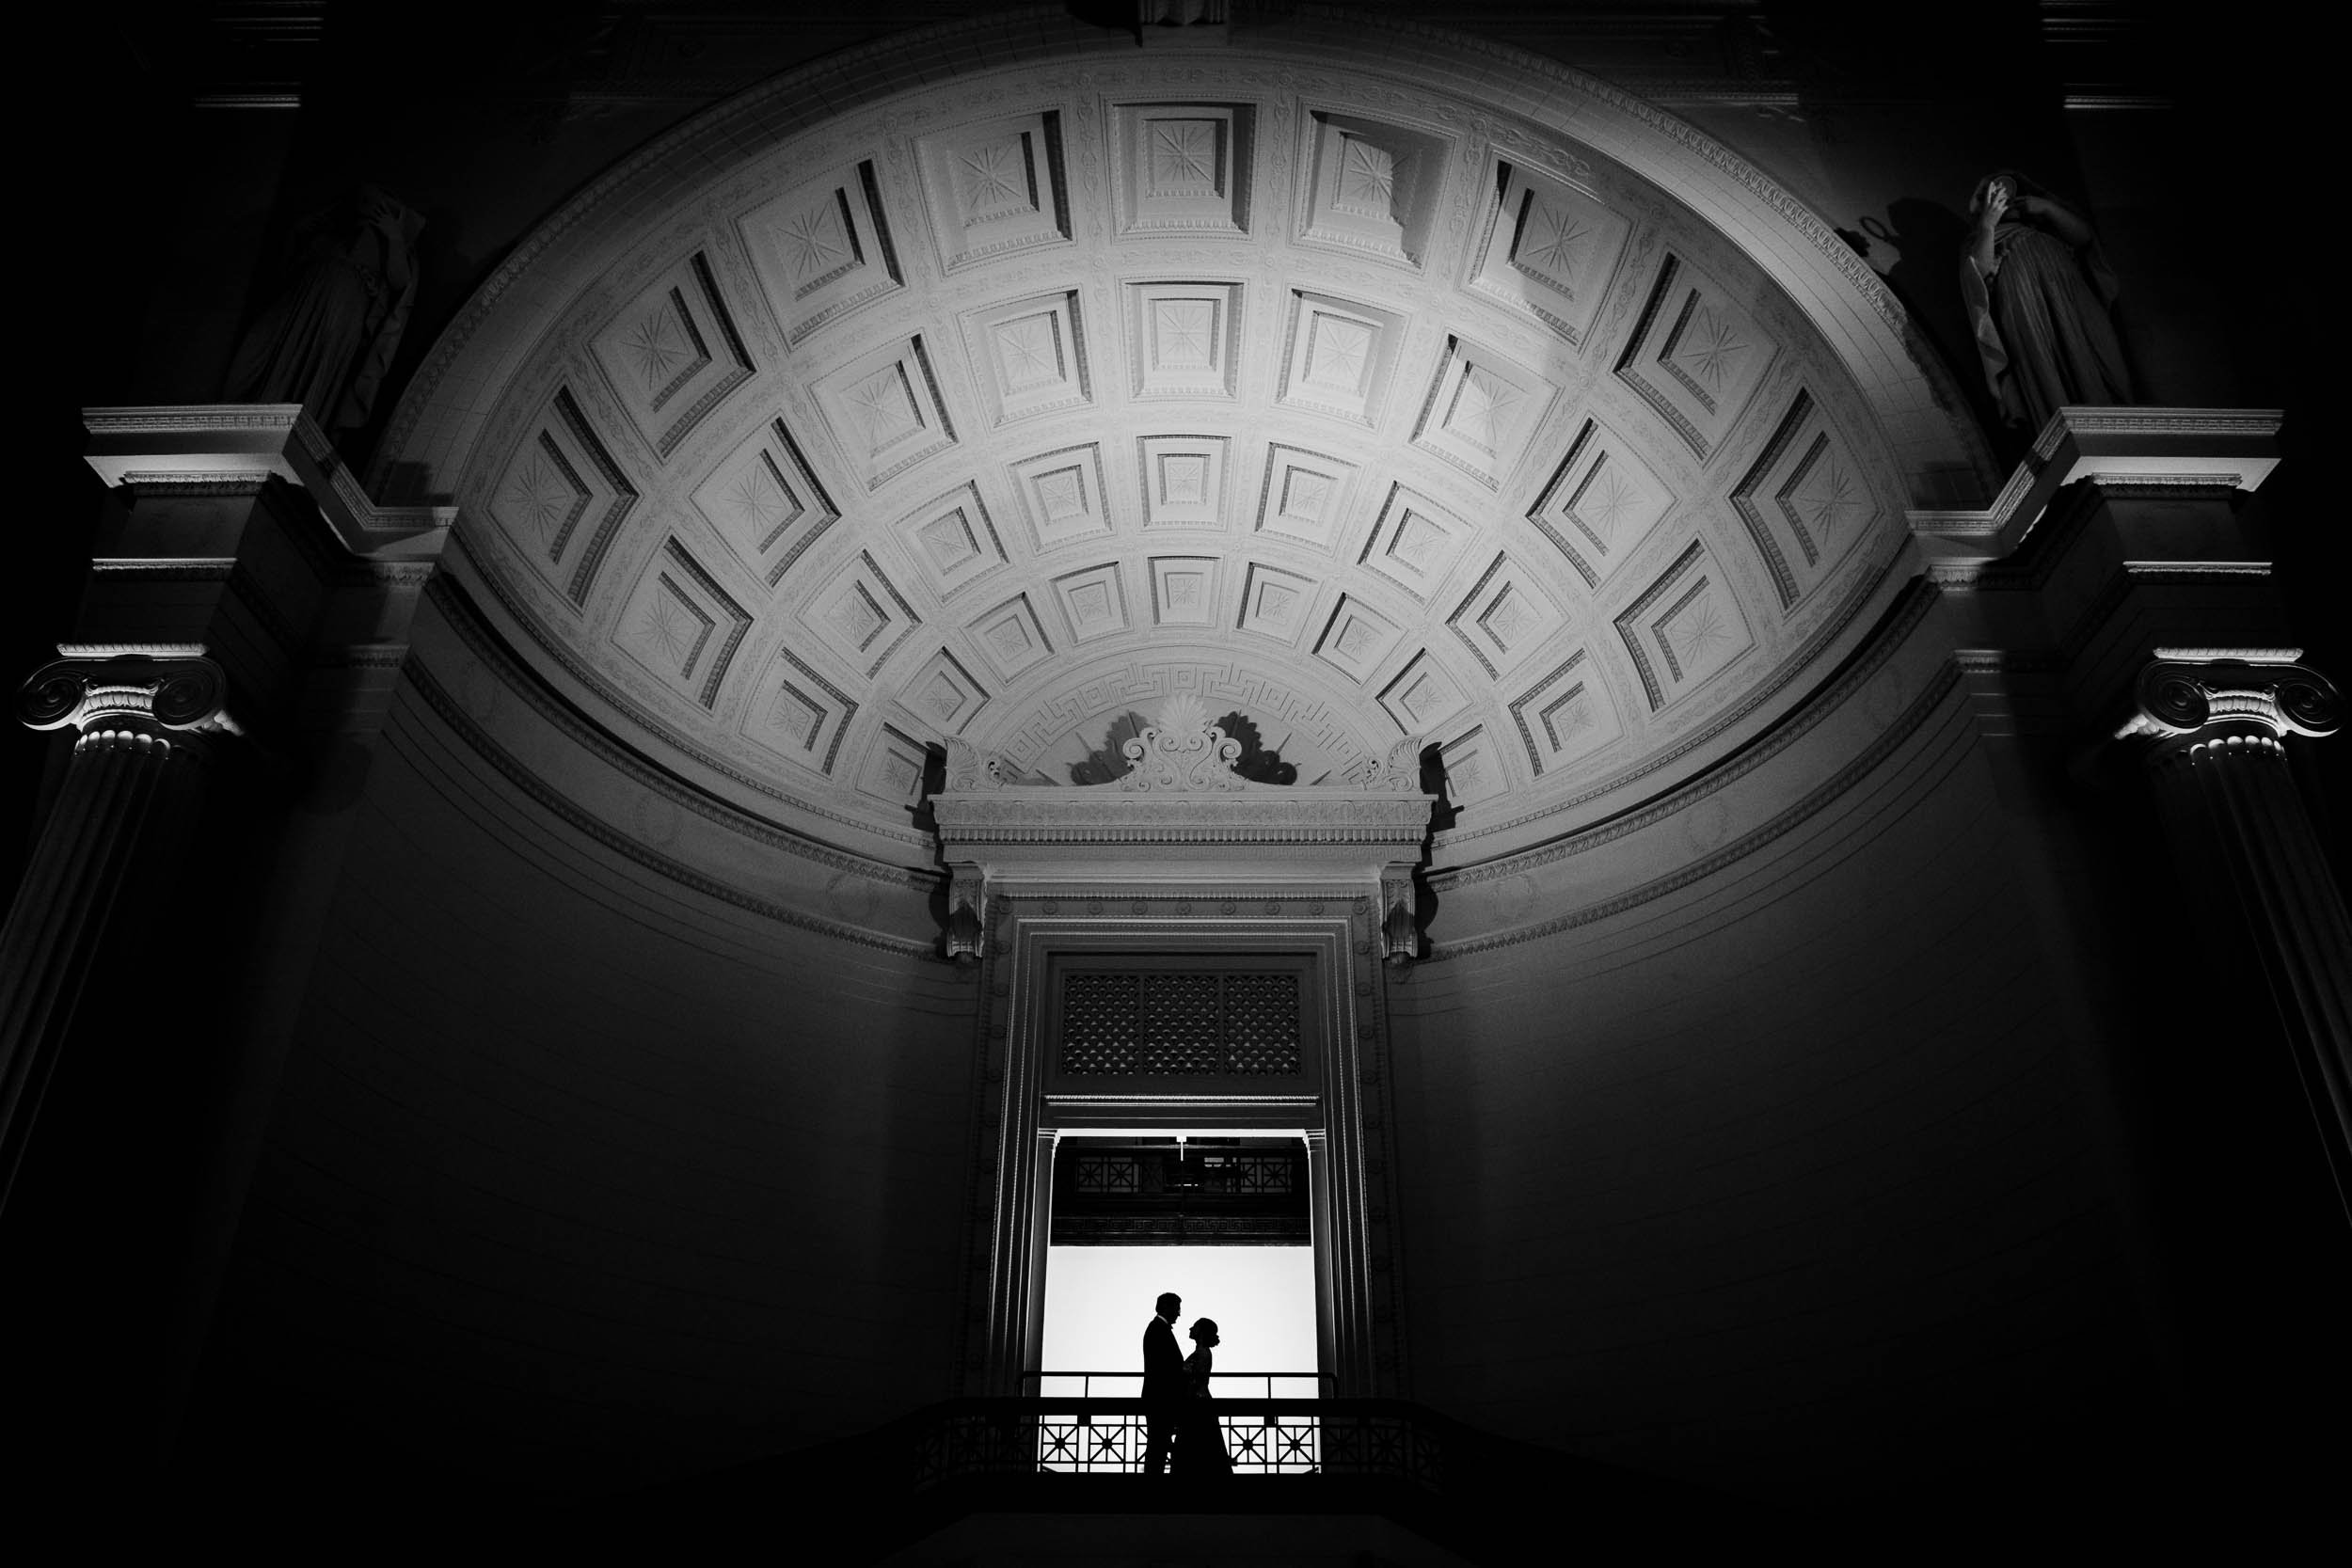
[{"xmin": 1142, "ymin": 1316, "xmax": 1186, "ymax": 1407}]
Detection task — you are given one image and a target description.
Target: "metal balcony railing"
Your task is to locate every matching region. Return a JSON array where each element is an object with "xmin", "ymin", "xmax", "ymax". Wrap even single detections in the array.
[
  {"xmin": 912, "ymin": 1375, "xmax": 1438, "ymax": 1483},
  {"xmin": 1024, "ymin": 1370, "xmax": 1329, "ymax": 1474}
]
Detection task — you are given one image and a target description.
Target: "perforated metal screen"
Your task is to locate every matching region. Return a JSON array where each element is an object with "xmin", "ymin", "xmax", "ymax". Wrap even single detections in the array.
[{"xmin": 1058, "ymin": 970, "xmax": 1303, "ymax": 1076}]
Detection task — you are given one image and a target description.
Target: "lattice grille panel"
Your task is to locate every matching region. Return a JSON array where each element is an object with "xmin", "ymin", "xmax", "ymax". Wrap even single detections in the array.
[
  {"xmin": 1057, "ymin": 970, "xmax": 1305, "ymax": 1076},
  {"xmin": 1224, "ymin": 974, "xmax": 1302, "ymax": 1075},
  {"xmin": 1061, "ymin": 973, "xmax": 1139, "ymax": 1073},
  {"xmin": 1141, "ymin": 973, "xmax": 1222, "ymax": 1073}
]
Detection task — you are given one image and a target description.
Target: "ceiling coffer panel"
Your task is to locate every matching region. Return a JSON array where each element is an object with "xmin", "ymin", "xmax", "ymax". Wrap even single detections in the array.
[{"xmin": 449, "ymin": 49, "xmax": 1916, "ymax": 865}]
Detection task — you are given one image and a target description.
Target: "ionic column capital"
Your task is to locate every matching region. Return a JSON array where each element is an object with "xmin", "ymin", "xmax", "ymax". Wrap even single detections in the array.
[
  {"xmin": 2116, "ymin": 653, "xmax": 2340, "ymax": 754},
  {"xmin": 17, "ymin": 647, "xmax": 241, "ymax": 744}
]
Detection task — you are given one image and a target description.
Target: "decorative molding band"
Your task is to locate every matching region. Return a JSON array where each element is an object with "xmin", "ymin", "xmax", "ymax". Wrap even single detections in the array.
[
  {"xmin": 1426, "ymin": 657, "xmax": 1965, "ymax": 960},
  {"xmin": 934, "ymin": 816, "xmax": 1435, "ymax": 845},
  {"xmin": 405, "ymin": 655, "xmax": 934, "ymax": 958},
  {"xmin": 115, "ymin": 472, "xmax": 274, "ymax": 496}
]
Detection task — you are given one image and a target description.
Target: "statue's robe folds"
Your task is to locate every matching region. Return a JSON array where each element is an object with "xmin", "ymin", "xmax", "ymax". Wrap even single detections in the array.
[{"xmin": 1963, "ymin": 218, "xmax": 2134, "ymax": 432}]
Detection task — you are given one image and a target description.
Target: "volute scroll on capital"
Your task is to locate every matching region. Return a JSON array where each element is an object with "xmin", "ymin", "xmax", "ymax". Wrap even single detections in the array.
[
  {"xmin": 17, "ymin": 649, "xmax": 242, "ymax": 739},
  {"xmin": 2116, "ymin": 657, "xmax": 2342, "ymax": 746}
]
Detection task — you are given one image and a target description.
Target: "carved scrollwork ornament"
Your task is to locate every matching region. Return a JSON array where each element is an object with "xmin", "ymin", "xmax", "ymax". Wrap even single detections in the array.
[
  {"xmin": 1371, "ymin": 734, "xmax": 1427, "ymax": 793},
  {"xmin": 16, "ymin": 652, "xmax": 239, "ymax": 739},
  {"xmin": 943, "ymin": 736, "xmax": 1008, "ymax": 792},
  {"xmin": 2116, "ymin": 657, "xmax": 2342, "ymax": 748},
  {"xmin": 1115, "ymin": 694, "xmax": 1248, "ymax": 793}
]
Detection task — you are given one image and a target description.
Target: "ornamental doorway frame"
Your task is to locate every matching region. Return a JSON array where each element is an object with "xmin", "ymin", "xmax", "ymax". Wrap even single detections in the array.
[{"xmin": 936, "ymin": 703, "xmax": 1434, "ymax": 1398}]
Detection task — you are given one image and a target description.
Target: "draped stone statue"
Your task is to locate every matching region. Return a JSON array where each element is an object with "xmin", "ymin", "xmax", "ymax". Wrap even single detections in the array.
[
  {"xmin": 224, "ymin": 185, "xmax": 424, "ymax": 433},
  {"xmin": 1961, "ymin": 170, "xmax": 2135, "ymax": 434}
]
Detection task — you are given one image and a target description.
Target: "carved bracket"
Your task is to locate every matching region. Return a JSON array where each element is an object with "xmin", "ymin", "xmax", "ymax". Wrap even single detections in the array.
[{"xmin": 945, "ymin": 861, "xmax": 989, "ymax": 963}]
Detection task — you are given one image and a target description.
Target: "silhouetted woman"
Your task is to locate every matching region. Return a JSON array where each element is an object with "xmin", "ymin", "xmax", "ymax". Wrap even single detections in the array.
[
  {"xmin": 1962, "ymin": 169, "xmax": 2135, "ymax": 435},
  {"xmin": 1178, "ymin": 1318, "xmax": 1234, "ymax": 1478}
]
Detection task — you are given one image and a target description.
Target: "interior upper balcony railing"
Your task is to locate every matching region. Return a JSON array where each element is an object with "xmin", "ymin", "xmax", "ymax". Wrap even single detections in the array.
[{"xmin": 1023, "ymin": 1370, "xmax": 1335, "ymax": 1474}]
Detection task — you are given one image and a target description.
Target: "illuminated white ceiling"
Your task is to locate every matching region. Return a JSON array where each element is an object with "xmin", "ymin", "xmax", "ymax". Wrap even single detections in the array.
[{"xmin": 403, "ymin": 25, "xmax": 1946, "ymax": 870}]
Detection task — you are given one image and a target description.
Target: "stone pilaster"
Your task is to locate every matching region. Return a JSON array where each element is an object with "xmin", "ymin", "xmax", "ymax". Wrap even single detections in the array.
[
  {"xmin": 2120, "ymin": 655, "xmax": 2350, "ymax": 1218},
  {"xmin": 0, "ymin": 650, "xmax": 234, "ymax": 1204}
]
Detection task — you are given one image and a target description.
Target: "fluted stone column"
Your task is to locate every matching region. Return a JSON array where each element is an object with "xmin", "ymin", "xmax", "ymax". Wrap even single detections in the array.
[
  {"xmin": 2121, "ymin": 655, "xmax": 2350, "ymax": 1218},
  {"xmin": 0, "ymin": 648, "xmax": 236, "ymax": 1207}
]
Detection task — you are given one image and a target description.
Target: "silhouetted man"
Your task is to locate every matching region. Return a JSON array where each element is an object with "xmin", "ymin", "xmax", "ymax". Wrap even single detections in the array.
[{"xmin": 1141, "ymin": 1291, "xmax": 1184, "ymax": 1475}]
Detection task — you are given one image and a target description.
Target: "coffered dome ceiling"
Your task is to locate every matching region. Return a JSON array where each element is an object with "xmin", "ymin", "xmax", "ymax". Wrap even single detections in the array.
[{"xmin": 390, "ymin": 18, "xmax": 1970, "ymax": 871}]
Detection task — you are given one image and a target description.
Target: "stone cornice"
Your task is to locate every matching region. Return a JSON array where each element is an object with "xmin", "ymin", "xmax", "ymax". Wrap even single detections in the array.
[
  {"xmin": 1908, "ymin": 405, "xmax": 2282, "ymax": 579},
  {"xmin": 83, "ymin": 404, "xmax": 454, "ymax": 560},
  {"xmin": 932, "ymin": 795, "xmax": 1437, "ymax": 845}
]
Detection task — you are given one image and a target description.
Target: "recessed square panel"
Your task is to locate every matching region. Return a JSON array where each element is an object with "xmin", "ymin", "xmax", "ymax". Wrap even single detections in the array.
[
  {"xmin": 1729, "ymin": 388, "xmax": 1883, "ymax": 611},
  {"xmin": 1135, "ymin": 435, "xmax": 1231, "ymax": 529},
  {"xmin": 962, "ymin": 290, "xmax": 1092, "ymax": 425},
  {"xmin": 1410, "ymin": 336, "xmax": 1559, "ymax": 491},
  {"xmin": 1529, "ymin": 418, "xmax": 1678, "ymax": 591},
  {"xmin": 1009, "ymin": 443, "xmax": 1114, "ymax": 551},
  {"xmin": 1613, "ymin": 539, "xmax": 1755, "ymax": 711},
  {"xmin": 612, "ymin": 538, "xmax": 754, "ymax": 710},
  {"xmin": 1112, "ymin": 103, "xmax": 1254, "ymax": 236},
  {"xmin": 1124, "ymin": 280, "xmax": 1244, "ymax": 400},
  {"xmin": 1446, "ymin": 552, "xmax": 1567, "ymax": 679},
  {"xmin": 487, "ymin": 388, "xmax": 639, "ymax": 609},
  {"xmin": 1149, "ymin": 555, "xmax": 1222, "ymax": 627},
  {"xmin": 1312, "ymin": 593, "xmax": 1406, "ymax": 683},
  {"xmin": 1295, "ymin": 110, "xmax": 1452, "ymax": 269},
  {"xmin": 691, "ymin": 417, "xmax": 841, "ymax": 588},
  {"xmin": 809, "ymin": 335, "xmax": 958, "ymax": 492},
  {"xmin": 858, "ymin": 722, "xmax": 933, "ymax": 810},
  {"xmin": 1508, "ymin": 646, "xmax": 1626, "ymax": 776},
  {"xmin": 903, "ymin": 647, "xmax": 992, "ymax": 735},
  {"xmin": 1237, "ymin": 562, "xmax": 1320, "ymax": 646},
  {"xmin": 1465, "ymin": 161, "xmax": 1632, "ymax": 347},
  {"xmin": 1378, "ymin": 650, "xmax": 1470, "ymax": 735},
  {"xmin": 966, "ymin": 592, "xmax": 1056, "ymax": 681},
  {"xmin": 914, "ymin": 111, "xmax": 1071, "ymax": 274},
  {"xmin": 738, "ymin": 158, "xmax": 903, "ymax": 348},
  {"xmin": 1438, "ymin": 726, "xmax": 1510, "ymax": 810},
  {"xmin": 1358, "ymin": 484, "xmax": 1471, "ymax": 605},
  {"xmin": 1050, "ymin": 562, "xmax": 1131, "ymax": 643},
  {"xmin": 802, "ymin": 549, "xmax": 922, "ymax": 677},
  {"xmin": 1615, "ymin": 253, "xmax": 1776, "ymax": 461},
  {"xmin": 1278, "ymin": 291, "xmax": 1405, "ymax": 426},
  {"xmin": 892, "ymin": 482, "xmax": 1008, "ymax": 600},
  {"xmin": 588, "ymin": 252, "xmax": 755, "ymax": 462},
  {"xmin": 1251, "ymin": 443, "xmax": 1360, "ymax": 554},
  {"xmin": 741, "ymin": 644, "xmax": 857, "ymax": 776}
]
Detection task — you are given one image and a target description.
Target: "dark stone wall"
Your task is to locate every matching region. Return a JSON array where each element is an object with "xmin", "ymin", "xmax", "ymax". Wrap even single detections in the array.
[
  {"xmin": 1389, "ymin": 685, "xmax": 2167, "ymax": 1510},
  {"xmin": 182, "ymin": 670, "xmax": 979, "ymax": 1500}
]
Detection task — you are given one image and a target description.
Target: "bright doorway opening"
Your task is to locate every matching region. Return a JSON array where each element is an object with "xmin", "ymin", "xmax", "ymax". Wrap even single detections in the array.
[
  {"xmin": 1036, "ymin": 1135, "xmax": 1322, "ymax": 1399},
  {"xmin": 1039, "ymin": 1243, "xmax": 1320, "ymax": 1398}
]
